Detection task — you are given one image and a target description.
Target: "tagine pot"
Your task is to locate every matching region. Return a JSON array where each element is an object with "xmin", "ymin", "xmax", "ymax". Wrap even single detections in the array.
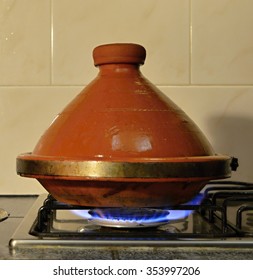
[{"xmin": 17, "ymin": 43, "xmax": 236, "ymax": 207}]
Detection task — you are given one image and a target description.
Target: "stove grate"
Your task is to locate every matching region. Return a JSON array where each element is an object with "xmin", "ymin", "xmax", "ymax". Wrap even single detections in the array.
[{"xmin": 27, "ymin": 181, "xmax": 253, "ymax": 240}]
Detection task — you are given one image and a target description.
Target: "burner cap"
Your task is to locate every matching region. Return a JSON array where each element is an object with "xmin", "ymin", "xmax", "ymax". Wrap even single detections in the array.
[{"xmin": 88, "ymin": 208, "xmax": 170, "ymax": 228}]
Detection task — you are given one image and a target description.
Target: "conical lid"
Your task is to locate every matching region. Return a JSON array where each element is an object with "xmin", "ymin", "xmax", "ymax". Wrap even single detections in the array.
[{"xmin": 17, "ymin": 43, "xmax": 233, "ymax": 180}]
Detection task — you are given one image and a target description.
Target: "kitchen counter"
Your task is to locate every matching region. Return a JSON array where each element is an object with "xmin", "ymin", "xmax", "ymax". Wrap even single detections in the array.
[{"xmin": 1, "ymin": 195, "xmax": 253, "ymax": 260}]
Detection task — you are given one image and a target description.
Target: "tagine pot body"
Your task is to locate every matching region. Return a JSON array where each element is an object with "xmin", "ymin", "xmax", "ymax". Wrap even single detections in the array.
[{"xmin": 17, "ymin": 43, "xmax": 234, "ymax": 207}]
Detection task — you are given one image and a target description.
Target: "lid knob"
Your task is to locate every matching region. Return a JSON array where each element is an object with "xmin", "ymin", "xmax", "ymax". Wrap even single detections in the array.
[{"xmin": 93, "ymin": 43, "xmax": 146, "ymax": 66}]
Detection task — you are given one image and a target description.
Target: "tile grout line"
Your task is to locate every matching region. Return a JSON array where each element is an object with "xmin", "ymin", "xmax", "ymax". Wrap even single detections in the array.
[
  {"xmin": 1, "ymin": 84, "xmax": 253, "ymax": 88},
  {"xmin": 189, "ymin": 0, "xmax": 192, "ymax": 85},
  {"xmin": 50, "ymin": 0, "xmax": 54, "ymax": 85}
]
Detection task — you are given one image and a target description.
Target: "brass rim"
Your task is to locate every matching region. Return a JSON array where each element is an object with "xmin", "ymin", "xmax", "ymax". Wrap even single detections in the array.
[{"xmin": 16, "ymin": 154, "xmax": 232, "ymax": 179}]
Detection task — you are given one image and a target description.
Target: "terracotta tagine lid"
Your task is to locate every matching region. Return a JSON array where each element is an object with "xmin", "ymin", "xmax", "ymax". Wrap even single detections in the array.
[{"xmin": 16, "ymin": 43, "xmax": 237, "ymax": 207}]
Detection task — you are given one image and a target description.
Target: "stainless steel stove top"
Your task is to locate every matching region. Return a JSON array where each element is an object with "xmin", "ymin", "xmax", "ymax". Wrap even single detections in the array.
[{"xmin": 9, "ymin": 181, "xmax": 253, "ymax": 248}]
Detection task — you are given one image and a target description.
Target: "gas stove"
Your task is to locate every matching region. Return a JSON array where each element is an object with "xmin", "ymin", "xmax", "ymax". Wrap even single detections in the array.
[{"xmin": 9, "ymin": 181, "xmax": 253, "ymax": 248}]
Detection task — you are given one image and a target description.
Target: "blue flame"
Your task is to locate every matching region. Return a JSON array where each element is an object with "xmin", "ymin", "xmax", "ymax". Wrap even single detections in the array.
[
  {"xmin": 71, "ymin": 194, "xmax": 204, "ymax": 225},
  {"xmin": 71, "ymin": 209, "xmax": 91, "ymax": 220},
  {"xmin": 166, "ymin": 193, "xmax": 204, "ymax": 220},
  {"xmin": 89, "ymin": 208, "xmax": 170, "ymax": 225}
]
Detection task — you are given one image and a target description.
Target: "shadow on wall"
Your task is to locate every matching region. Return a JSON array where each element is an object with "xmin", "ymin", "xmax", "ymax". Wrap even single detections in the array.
[{"xmin": 207, "ymin": 114, "xmax": 253, "ymax": 182}]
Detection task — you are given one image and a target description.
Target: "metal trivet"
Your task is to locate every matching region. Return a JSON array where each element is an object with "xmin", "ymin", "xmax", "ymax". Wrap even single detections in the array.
[{"xmin": 27, "ymin": 181, "xmax": 253, "ymax": 241}]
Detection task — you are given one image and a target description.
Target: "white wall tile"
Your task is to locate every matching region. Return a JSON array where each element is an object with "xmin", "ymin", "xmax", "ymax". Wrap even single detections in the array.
[
  {"xmin": 0, "ymin": 0, "xmax": 51, "ymax": 85},
  {"xmin": 162, "ymin": 86, "xmax": 253, "ymax": 182},
  {"xmin": 192, "ymin": 0, "xmax": 253, "ymax": 84},
  {"xmin": 0, "ymin": 86, "xmax": 81, "ymax": 194},
  {"xmin": 52, "ymin": 0, "xmax": 190, "ymax": 85}
]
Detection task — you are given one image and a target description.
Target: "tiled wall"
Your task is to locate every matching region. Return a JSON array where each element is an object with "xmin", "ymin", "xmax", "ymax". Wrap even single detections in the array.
[{"xmin": 1, "ymin": 0, "xmax": 253, "ymax": 194}]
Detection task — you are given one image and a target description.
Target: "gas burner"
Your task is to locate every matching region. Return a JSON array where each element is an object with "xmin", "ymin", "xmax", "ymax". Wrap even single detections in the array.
[
  {"xmin": 88, "ymin": 208, "xmax": 170, "ymax": 228},
  {"xmin": 9, "ymin": 181, "xmax": 253, "ymax": 248}
]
